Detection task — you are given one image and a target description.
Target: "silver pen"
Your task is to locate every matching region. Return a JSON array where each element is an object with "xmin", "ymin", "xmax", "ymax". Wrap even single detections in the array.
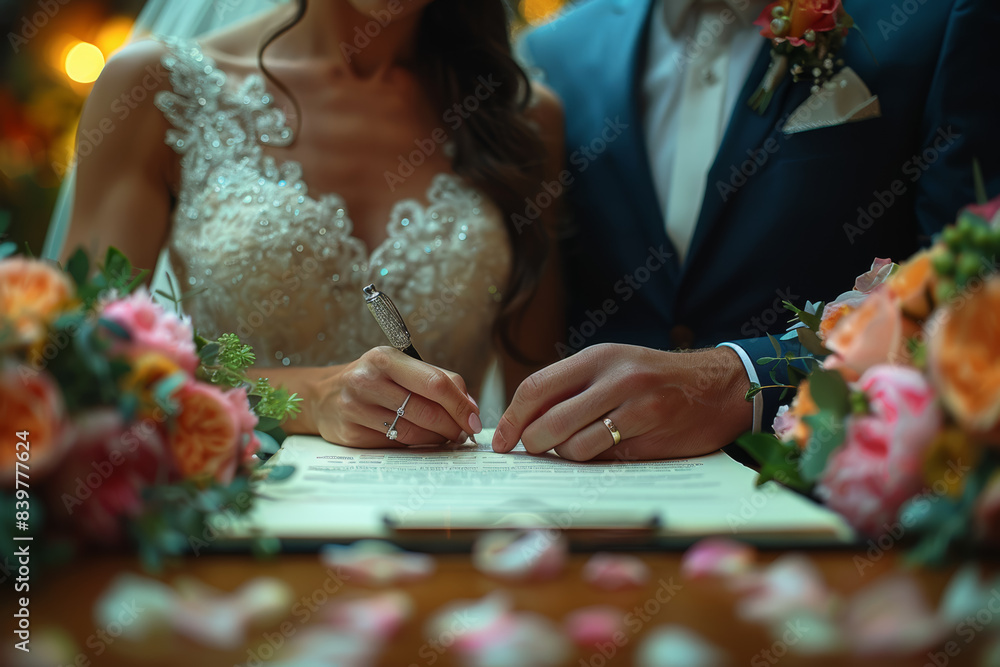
[{"xmin": 362, "ymin": 284, "xmax": 476, "ymax": 444}]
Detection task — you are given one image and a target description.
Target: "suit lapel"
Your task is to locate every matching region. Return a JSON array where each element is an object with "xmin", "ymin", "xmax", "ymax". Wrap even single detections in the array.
[
  {"xmin": 683, "ymin": 42, "xmax": 809, "ymax": 274},
  {"xmin": 604, "ymin": 0, "xmax": 681, "ymax": 288}
]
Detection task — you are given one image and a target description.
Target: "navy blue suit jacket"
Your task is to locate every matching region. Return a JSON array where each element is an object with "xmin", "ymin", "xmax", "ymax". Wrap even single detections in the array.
[{"xmin": 523, "ymin": 0, "xmax": 1000, "ymax": 429}]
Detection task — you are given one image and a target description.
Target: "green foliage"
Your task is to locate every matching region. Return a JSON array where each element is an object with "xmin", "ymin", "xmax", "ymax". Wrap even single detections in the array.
[{"xmin": 736, "ymin": 432, "xmax": 810, "ymax": 492}]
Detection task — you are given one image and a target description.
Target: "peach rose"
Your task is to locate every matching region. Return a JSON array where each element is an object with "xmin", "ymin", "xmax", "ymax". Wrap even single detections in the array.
[
  {"xmin": 101, "ymin": 288, "xmax": 198, "ymax": 373},
  {"xmin": 928, "ymin": 276, "xmax": 1000, "ymax": 444},
  {"xmin": 0, "ymin": 365, "xmax": 69, "ymax": 485},
  {"xmin": 819, "ymin": 259, "xmax": 895, "ymax": 340},
  {"xmin": 169, "ymin": 381, "xmax": 257, "ymax": 483},
  {"xmin": 773, "ymin": 380, "xmax": 818, "ymax": 448},
  {"xmin": 824, "ymin": 288, "xmax": 913, "ymax": 381},
  {"xmin": 0, "ymin": 257, "xmax": 75, "ymax": 343},
  {"xmin": 887, "ymin": 248, "xmax": 937, "ymax": 320},
  {"xmin": 816, "ymin": 366, "xmax": 941, "ymax": 536}
]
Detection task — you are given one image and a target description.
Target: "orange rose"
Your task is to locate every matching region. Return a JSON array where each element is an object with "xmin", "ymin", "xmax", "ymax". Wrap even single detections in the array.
[
  {"xmin": 928, "ymin": 276, "xmax": 1000, "ymax": 444},
  {"xmin": 0, "ymin": 257, "xmax": 75, "ymax": 343},
  {"xmin": 168, "ymin": 381, "xmax": 255, "ymax": 483},
  {"xmin": 122, "ymin": 352, "xmax": 182, "ymax": 414},
  {"xmin": 0, "ymin": 365, "xmax": 68, "ymax": 485},
  {"xmin": 887, "ymin": 248, "xmax": 937, "ymax": 320},
  {"xmin": 781, "ymin": 380, "xmax": 818, "ymax": 448},
  {"xmin": 824, "ymin": 288, "xmax": 911, "ymax": 381}
]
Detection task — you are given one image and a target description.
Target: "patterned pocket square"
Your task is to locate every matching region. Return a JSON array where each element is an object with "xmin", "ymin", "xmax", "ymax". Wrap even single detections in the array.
[{"xmin": 782, "ymin": 67, "xmax": 881, "ymax": 135}]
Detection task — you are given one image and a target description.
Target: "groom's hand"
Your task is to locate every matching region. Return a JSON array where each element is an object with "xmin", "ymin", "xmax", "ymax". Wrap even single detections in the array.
[{"xmin": 492, "ymin": 344, "xmax": 753, "ymax": 460}]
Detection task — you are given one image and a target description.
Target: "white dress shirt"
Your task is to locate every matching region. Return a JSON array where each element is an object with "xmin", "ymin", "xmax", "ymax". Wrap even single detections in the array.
[{"xmin": 641, "ymin": 0, "xmax": 769, "ymax": 431}]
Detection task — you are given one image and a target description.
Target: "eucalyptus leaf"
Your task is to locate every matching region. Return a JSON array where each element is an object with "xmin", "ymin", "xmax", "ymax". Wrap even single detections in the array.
[
  {"xmin": 153, "ymin": 371, "xmax": 188, "ymax": 414},
  {"xmin": 809, "ymin": 369, "xmax": 851, "ymax": 416},
  {"xmin": 796, "ymin": 327, "xmax": 831, "ymax": 357},
  {"xmin": 767, "ymin": 333, "xmax": 782, "ymax": 358},
  {"xmin": 264, "ymin": 465, "xmax": 296, "ymax": 482},
  {"xmin": 66, "ymin": 248, "xmax": 90, "ymax": 287},
  {"xmin": 799, "ymin": 410, "xmax": 846, "ymax": 482},
  {"xmin": 199, "ymin": 341, "xmax": 221, "ymax": 363},
  {"xmin": 0, "ymin": 242, "xmax": 15, "ymax": 258},
  {"xmin": 255, "ymin": 416, "xmax": 281, "ymax": 433}
]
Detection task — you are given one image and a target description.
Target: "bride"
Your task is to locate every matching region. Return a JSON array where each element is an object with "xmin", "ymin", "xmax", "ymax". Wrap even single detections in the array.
[{"xmin": 57, "ymin": 0, "xmax": 565, "ymax": 447}]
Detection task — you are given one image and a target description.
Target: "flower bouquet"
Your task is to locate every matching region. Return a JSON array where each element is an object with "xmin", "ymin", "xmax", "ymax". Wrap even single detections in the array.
[
  {"xmin": 738, "ymin": 192, "xmax": 1000, "ymax": 565},
  {"xmin": 0, "ymin": 238, "xmax": 300, "ymax": 571}
]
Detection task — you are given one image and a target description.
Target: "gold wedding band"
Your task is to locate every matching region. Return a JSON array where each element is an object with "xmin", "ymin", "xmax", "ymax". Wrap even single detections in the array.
[{"xmin": 603, "ymin": 418, "xmax": 621, "ymax": 446}]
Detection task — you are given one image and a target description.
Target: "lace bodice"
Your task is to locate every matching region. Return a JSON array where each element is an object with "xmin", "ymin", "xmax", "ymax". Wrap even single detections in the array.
[{"xmin": 154, "ymin": 39, "xmax": 512, "ymax": 393}]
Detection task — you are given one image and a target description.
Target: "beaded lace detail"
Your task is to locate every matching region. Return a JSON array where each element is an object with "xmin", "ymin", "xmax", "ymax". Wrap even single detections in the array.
[{"xmin": 154, "ymin": 38, "xmax": 511, "ymax": 391}]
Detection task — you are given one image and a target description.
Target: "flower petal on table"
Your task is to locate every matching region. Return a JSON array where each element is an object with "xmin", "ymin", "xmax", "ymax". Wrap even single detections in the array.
[
  {"xmin": 841, "ymin": 574, "xmax": 945, "ymax": 655},
  {"xmin": 319, "ymin": 539, "xmax": 435, "ymax": 586},
  {"xmin": 937, "ymin": 564, "xmax": 1000, "ymax": 625},
  {"xmin": 563, "ymin": 605, "xmax": 626, "ymax": 648},
  {"xmin": 472, "ymin": 530, "xmax": 567, "ymax": 581},
  {"xmin": 732, "ymin": 554, "xmax": 833, "ymax": 623},
  {"xmin": 681, "ymin": 539, "xmax": 756, "ymax": 580},
  {"xmin": 635, "ymin": 625, "xmax": 728, "ymax": 667},
  {"xmin": 582, "ymin": 553, "xmax": 650, "ymax": 590},
  {"xmin": 325, "ymin": 591, "xmax": 414, "ymax": 640},
  {"xmin": 268, "ymin": 627, "xmax": 378, "ymax": 667},
  {"xmin": 93, "ymin": 574, "xmax": 176, "ymax": 641}
]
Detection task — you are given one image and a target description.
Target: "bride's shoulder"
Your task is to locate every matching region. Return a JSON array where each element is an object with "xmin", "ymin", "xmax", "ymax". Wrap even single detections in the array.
[{"xmin": 526, "ymin": 80, "xmax": 565, "ymax": 159}]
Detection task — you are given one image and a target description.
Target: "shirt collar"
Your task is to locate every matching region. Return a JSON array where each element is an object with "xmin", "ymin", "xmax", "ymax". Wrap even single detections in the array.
[{"xmin": 662, "ymin": 0, "xmax": 769, "ymax": 36}]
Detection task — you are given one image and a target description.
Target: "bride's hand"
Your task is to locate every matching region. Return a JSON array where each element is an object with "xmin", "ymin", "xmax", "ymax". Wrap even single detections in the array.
[{"xmin": 313, "ymin": 346, "xmax": 482, "ymax": 447}]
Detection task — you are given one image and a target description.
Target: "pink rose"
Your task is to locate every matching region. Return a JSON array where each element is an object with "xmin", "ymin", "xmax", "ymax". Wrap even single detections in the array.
[
  {"xmin": 965, "ymin": 194, "xmax": 1000, "ymax": 228},
  {"xmin": 101, "ymin": 288, "xmax": 198, "ymax": 373},
  {"xmin": 48, "ymin": 409, "xmax": 169, "ymax": 545},
  {"xmin": 772, "ymin": 405, "xmax": 797, "ymax": 442},
  {"xmin": 816, "ymin": 366, "xmax": 941, "ymax": 536},
  {"xmin": 824, "ymin": 287, "xmax": 914, "ymax": 381},
  {"xmin": 169, "ymin": 381, "xmax": 258, "ymax": 484}
]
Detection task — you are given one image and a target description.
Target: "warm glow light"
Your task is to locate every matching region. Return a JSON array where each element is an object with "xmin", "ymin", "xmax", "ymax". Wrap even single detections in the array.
[
  {"xmin": 519, "ymin": 0, "xmax": 564, "ymax": 25},
  {"xmin": 95, "ymin": 16, "xmax": 134, "ymax": 57},
  {"xmin": 64, "ymin": 42, "xmax": 105, "ymax": 83}
]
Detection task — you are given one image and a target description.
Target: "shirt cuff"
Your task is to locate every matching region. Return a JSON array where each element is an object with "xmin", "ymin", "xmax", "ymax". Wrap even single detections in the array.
[{"xmin": 717, "ymin": 342, "xmax": 763, "ymax": 434}]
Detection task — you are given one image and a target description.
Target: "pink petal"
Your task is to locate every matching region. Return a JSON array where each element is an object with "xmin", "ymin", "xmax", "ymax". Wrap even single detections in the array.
[
  {"xmin": 324, "ymin": 591, "xmax": 413, "ymax": 641},
  {"xmin": 583, "ymin": 553, "xmax": 651, "ymax": 590},
  {"xmin": 319, "ymin": 540, "xmax": 435, "ymax": 586},
  {"xmin": 564, "ymin": 605, "xmax": 626, "ymax": 648},
  {"xmin": 472, "ymin": 530, "xmax": 568, "ymax": 581},
  {"xmin": 842, "ymin": 575, "xmax": 946, "ymax": 655},
  {"xmin": 731, "ymin": 555, "xmax": 832, "ymax": 623},
  {"xmin": 681, "ymin": 538, "xmax": 756, "ymax": 580},
  {"xmin": 635, "ymin": 625, "xmax": 727, "ymax": 667},
  {"xmin": 426, "ymin": 596, "xmax": 569, "ymax": 667}
]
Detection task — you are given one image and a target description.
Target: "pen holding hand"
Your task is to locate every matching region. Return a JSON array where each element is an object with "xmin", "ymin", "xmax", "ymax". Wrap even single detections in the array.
[{"xmin": 357, "ymin": 284, "xmax": 481, "ymax": 445}]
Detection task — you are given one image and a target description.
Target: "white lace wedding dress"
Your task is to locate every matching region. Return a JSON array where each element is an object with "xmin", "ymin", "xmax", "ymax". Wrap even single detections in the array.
[{"xmin": 154, "ymin": 39, "xmax": 512, "ymax": 394}]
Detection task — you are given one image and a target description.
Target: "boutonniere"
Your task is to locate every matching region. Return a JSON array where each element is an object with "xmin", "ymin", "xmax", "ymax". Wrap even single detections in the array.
[{"xmin": 748, "ymin": 0, "xmax": 855, "ymax": 114}]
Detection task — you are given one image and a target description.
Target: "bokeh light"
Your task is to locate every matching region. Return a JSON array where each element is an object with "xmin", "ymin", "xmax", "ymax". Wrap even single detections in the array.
[
  {"xmin": 519, "ymin": 0, "xmax": 564, "ymax": 25},
  {"xmin": 64, "ymin": 41, "xmax": 105, "ymax": 84}
]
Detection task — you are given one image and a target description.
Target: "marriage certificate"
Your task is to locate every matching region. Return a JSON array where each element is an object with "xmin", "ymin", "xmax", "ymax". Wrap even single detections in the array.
[{"xmin": 231, "ymin": 431, "xmax": 852, "ymax": 546}]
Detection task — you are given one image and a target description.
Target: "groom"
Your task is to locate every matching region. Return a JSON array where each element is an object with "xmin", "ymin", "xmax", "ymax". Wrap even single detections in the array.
[{"xmin": 492, "ymin": 0, "xmax": 1000, "ymax": 460}]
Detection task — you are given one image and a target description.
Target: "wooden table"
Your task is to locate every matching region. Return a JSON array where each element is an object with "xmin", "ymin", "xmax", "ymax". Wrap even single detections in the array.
[{"xmin": 12, "ymin": 549, "xmax": 997, "ymax": 667}]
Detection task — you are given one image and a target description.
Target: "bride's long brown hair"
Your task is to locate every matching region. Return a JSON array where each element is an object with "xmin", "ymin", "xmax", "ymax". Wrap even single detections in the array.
[{"xmin": 260, "ymin": 0, "xmax": 550, "ymax": 363}]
